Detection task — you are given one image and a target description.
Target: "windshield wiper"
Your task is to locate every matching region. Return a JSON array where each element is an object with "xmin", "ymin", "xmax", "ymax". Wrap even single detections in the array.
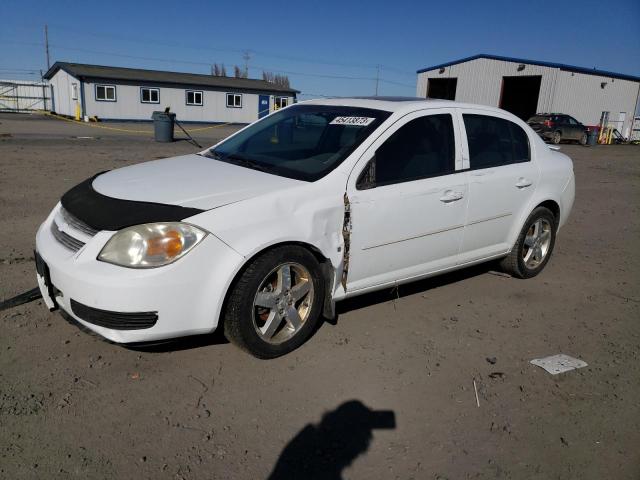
[
  {"xmin": 224, "ymin": 154, "xmax": 272, "ymax": 174},
  {"xmin": 200, "ymin": 149, "xmax": 225, "ymax": 160},
  {"xmin": 201, "ymin": 150, "xmax": 272, "ymax": 174}
]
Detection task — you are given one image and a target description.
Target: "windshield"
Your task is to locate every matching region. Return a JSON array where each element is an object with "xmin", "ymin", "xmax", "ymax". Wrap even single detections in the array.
[{"xmin": 203, "ymin": 104, "xmax": 391, "ymax": 181}]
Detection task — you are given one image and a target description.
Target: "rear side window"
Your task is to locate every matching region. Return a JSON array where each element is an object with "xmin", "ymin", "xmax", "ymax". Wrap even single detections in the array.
[
  {"xmin": 463, "ymin": 114, "xmax": 530, "ymax": 169},
  {"xmin": 367, "ymin": 114, "xmax": 455, "ymax": 188}
]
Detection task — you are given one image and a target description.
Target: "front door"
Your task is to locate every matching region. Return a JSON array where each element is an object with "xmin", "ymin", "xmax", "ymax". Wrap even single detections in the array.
[
  {"xmin": 258, "ymin": 95, "xmax": 270, "ymax": 118},
  {"xmin": 345, "ymin": 109, "xmax": 468, "ymax": 293}
]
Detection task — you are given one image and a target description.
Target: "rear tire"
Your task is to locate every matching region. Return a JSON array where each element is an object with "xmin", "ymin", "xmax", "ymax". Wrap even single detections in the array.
[
  {"xmin": 223, "ymin": 246, "xmax": 325, "ymax": 359},
  {"xmin": 499, "ymin": 207, "xmax": 557, "ymax": 279},
  {"xmin": 552, "ymin": 131, "xmax": 562, "ymax": 144}
]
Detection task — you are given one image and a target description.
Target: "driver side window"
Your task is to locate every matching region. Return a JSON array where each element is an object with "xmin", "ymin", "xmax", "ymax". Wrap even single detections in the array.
[{"xmin": 357, "ymin": 113, "xmax": 455, "ymax": 189}]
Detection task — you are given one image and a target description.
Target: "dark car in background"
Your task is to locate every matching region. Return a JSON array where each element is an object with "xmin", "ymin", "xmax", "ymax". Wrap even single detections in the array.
[{"xmin": 527, "ymin": 114, "xmax": 588, "ymax": 145}]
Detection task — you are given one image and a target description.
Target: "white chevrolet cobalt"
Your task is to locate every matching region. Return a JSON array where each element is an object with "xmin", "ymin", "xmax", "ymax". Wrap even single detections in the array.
[{"xmin": 35, "ymin": 98, "xmax": 575, "ymax": 358}]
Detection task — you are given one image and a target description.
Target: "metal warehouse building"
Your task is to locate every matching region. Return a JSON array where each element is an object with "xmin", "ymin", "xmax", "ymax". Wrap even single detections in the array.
[
  {"xmin": 43, "ymin": 62, "xmax": 298, "ymax": 124},
  {"xmin": 416, "ymin": 54, "xmax": 640, "ymax": 138}
]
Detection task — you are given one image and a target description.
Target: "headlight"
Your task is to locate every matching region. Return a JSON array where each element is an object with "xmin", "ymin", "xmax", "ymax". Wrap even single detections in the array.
[{"xmin": 98, "ymin": 223, "xmax": 207, "ymax": 268}]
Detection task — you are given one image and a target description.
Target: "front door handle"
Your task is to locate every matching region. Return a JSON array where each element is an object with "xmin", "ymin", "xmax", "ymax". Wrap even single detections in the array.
[
  {"xmin": 515, "ymin": 178, "xmax": 533, "ymax": 189},
  {"xmin": 440, "ymin": 190, "xmax": 464, "ymax": 203}
]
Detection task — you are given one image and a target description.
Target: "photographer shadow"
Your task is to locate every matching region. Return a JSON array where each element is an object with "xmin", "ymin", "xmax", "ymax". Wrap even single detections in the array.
[{"xmin": 267, "ymin": 400, "xmax": 395, "ymax": 480}]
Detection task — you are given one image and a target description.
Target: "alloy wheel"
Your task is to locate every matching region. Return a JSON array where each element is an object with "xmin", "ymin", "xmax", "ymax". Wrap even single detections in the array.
[
  {"xmin": 522, "ymin": 218, "xmax": 552, "ymax": 269},
  {"xmin": 252, "ymin": 263, "xmax": 314, "ymax": 344}
]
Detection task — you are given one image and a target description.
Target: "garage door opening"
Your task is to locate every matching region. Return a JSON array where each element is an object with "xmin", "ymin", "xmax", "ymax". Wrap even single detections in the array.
[
  {"xmin": 427, "ymin": 78, "xmax": 457, "ymax": 100},
  {"xmin": 499, "ymin": 76, "xmax": 541, "ymax": 121}
]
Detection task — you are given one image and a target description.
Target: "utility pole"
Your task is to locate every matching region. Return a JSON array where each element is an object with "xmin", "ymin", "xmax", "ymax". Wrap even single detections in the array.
[
  {"xmin": 40, "ymin": 69, "xmax": 47, "ymax": 111},
  {"xmin": 374, "ymin": 65, "xmax": 379, "ymax": 96},
  {"xmin": 242, "ymin": 50, "xmax": 251, "ymax": 78},
  {"xmin": 44, "ymin": 24, "xmax": 50, "ymax": 70}
]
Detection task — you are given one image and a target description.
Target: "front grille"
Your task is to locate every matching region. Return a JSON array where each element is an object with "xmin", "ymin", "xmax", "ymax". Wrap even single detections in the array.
[
  {"xmin": 60, "ymin": 207, "xmax": 98, "ymax": 237},
  {"xmin": 51, "ymin": 222, "xmax": 85, "ymax": 252},
  {"xmin": 70, "ymin": 299, "xmax": 158, "ymax": 330}
]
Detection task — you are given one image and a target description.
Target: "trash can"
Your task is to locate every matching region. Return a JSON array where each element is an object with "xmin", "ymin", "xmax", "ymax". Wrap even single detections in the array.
[
  {"xmin": 587, "ymin": 127, "xmax": 599, "ymax": 146},
  {"xmin": 151, "ymin": 111, "xmax": 176, "ymax": 142}
]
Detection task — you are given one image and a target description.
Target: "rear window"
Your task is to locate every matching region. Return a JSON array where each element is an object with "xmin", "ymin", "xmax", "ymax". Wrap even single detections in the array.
[
  {"xmin": 205, "ymin": 105, "xmax": 391, "ymax": 181},
  {"xmin": 463, "ymin": 114, "xmax": 531, "ymax": 169},
  {"xmin": 527, "ymin": 115, "xmax": 548, "ymax": 124}
]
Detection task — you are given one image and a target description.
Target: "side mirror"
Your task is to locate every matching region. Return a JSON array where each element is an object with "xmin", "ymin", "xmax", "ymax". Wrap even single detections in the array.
[{"xmin": 356, "ymin": 157, "xmax": 376, "ymax": 190}]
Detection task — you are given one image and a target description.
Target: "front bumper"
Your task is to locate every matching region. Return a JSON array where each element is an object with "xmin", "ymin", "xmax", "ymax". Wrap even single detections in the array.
[{"xmin": 35, "ymin": 205, "xmax": 244, "ymax": 343}]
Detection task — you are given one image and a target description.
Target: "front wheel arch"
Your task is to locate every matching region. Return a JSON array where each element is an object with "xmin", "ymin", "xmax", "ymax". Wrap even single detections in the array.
[{"xmin": 219, "ymin": 241, "xmax": 337, "ymax": 332}]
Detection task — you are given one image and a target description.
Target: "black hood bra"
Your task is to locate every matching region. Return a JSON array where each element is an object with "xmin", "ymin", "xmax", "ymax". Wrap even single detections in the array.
[{"xmin": 60, "ymin": 172, "xmax": 205, "ymax": 231}]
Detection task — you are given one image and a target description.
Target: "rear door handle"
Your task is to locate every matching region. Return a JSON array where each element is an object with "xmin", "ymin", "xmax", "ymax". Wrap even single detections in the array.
[
  {"xmin": 439, "ymin": 190, "xmax": 464, "ymax": 203},
  {"xmin": 515, "ymin": 178, "xmax": 533, "ymax": 189}
]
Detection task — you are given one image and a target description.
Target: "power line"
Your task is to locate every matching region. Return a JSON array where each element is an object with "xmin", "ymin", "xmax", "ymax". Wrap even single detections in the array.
[
  {"xmin": 0, "ymin": 67, "xmax": 42, "ymax": 72},
  {"xmin": 19, "ymin": 22, "xmax": 417, "ymax": 78},
  {"xmin": 14, "ymin": 41, "xmax": 415, "ymax": 88},
  {"xmin": 4, "ymin": 38, "xmax": 417, "ymax": 95}
]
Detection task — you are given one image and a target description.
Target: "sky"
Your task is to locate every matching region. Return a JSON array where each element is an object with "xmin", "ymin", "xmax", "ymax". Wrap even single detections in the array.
[{"xmin": 1, "ymin": 0, "xmax": 639, "ymax": 100}]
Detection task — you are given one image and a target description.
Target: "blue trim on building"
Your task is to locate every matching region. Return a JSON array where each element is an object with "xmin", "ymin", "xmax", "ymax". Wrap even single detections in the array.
[
  {"xmin": 416, "ymin": 54, "xmax": 640, "ymax": 82},
  {"xmin": 79, "ymin": 79, "xmax": 86, "ymax": 118}
]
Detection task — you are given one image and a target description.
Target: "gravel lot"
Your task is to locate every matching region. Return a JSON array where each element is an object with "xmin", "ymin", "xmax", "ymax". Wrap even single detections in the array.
[{"xmin": 1, "ymin": 112, "xmax": 639, "ymax": 479}]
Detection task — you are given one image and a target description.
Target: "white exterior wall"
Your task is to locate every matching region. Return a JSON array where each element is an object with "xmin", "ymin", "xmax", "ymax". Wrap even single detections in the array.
[
  {"xmin": 417, "ymin": 57, "xmax": 640, "ymax": 136},
  {"xmin": 417, "ymin": 58, "xmax": 558, "ymax": 113},
  {"xmin": 81, "ymin": 80, "xmax": 294, "ymax": 123},
  {"xmin": 49, "ymin": 69, "xmax": 81, "ymax": 117},
  {"xmin": 552, "ymin": 71, "xmax": 639, "ymax": 137}
]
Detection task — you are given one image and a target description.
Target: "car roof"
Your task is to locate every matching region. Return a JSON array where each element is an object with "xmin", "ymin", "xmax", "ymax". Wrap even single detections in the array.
[{"xmin": 295, "ymin": 96, "xmax": 510, "ymax": 116}]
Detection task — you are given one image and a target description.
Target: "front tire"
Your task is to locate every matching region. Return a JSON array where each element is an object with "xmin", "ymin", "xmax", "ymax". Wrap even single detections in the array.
[
  {"xmin": 579, "ymin": 132, "xmax": 587, "ymax": 145},
  {"xmin": 223, "ymin": 246, "xmax": 325, "ymax": 359},
  {"xmin": 499, "ymin": 207, "xmax": 557, "ymax": 279}
]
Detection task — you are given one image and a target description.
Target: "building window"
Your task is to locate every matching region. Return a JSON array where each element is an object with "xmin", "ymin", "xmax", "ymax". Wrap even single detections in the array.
[
  {"xmin": 71, "ymin": 83, "xmax": 78, "ymax": 100},
  {"xmin": 140, "ymin": 87, "xmax": 160, "ymax": 104},
  {"xmin": 95, "ymin": 84, "xmax": 116, "ymax": 102},
  {"xmin": 226, "ymin": 93, "xmax": 242, "ymax": 108},
  {"xmin": 186, "ymin": 90, "xmax": 203, "ymax": 106},
  {"xmin": 274, "ymin": 97, "xmax": 289, "ymax": 110}
]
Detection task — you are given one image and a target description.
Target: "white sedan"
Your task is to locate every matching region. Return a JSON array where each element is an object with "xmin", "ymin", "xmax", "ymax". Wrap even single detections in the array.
[{"xmin": 35, "ymin": 98, "xmax": 575, "ymax": 358}]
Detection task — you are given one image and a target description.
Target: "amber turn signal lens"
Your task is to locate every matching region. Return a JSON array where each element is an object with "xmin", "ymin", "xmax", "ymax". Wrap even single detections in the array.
[{"xmin": 146, "ymin": 230, "xmax": 183, "ymax": 258}]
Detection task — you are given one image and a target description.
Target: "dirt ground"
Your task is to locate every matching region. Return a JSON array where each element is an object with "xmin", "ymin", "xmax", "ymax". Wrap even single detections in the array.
[{"xmin": 1, "ymin": 112, "xmax": 639, "ymax": 480}]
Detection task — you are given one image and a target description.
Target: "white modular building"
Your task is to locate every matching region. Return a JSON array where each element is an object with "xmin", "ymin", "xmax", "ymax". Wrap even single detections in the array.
[
  {"xmin": 43, "ymin": 62, "xmax": 298, "ymax": 124},
  {"xmin": 416, "ymin": 54, "xmax": 640, "ymax": 138}
]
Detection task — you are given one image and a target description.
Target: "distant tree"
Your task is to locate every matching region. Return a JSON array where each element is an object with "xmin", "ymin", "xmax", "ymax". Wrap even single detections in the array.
[
  {"xmin": 234, "ymin": 65, "xmax": 247, "ymax": 78},
  {"xmin": 262, "ymin": 71, "xmax": 290, "ymax": 89},
  {"xmin": 211, "ymin": 63, "xmax": 227, "ymax": 77}
]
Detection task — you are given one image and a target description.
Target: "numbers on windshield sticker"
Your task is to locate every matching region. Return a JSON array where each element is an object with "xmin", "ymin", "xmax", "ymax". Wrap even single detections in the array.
[{"xmin": 329, "ymin": 116, "xmax": 376, "ymax": 126}]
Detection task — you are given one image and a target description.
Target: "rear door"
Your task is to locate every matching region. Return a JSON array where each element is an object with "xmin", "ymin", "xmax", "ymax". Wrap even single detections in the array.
[
  {"xmin": 458, "ymin": 109, "xmax": 539, "ymax": 262},
  {"xmin": 566, "ymin": 116, "xmax": 582, "ymax": 140},
  {"xmin": 345, "ymin": 108, "xmax": 468, "ymax": 292}
]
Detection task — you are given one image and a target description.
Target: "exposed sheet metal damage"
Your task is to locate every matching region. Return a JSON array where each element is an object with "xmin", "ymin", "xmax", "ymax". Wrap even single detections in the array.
[{"xmin": 341, "ymin": 193, "xmax": 351, "ymax": 291}]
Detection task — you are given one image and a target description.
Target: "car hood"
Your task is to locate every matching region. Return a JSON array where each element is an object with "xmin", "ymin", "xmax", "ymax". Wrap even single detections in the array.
[{"xmin": 92, "ymin": 154, "xmax": 303, "ymax": 210}]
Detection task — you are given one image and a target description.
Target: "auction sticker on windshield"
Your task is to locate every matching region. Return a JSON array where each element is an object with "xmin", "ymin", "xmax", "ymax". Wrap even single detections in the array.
[{"xmin": 329, "ymin": 116, "xmax": 376, "ymax": 126}]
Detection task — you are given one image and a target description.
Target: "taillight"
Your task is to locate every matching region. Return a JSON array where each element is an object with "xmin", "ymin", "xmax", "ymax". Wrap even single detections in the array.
[{"xmin": 544, "ymin": 119, "xmax": 554, "ymax": 127}]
